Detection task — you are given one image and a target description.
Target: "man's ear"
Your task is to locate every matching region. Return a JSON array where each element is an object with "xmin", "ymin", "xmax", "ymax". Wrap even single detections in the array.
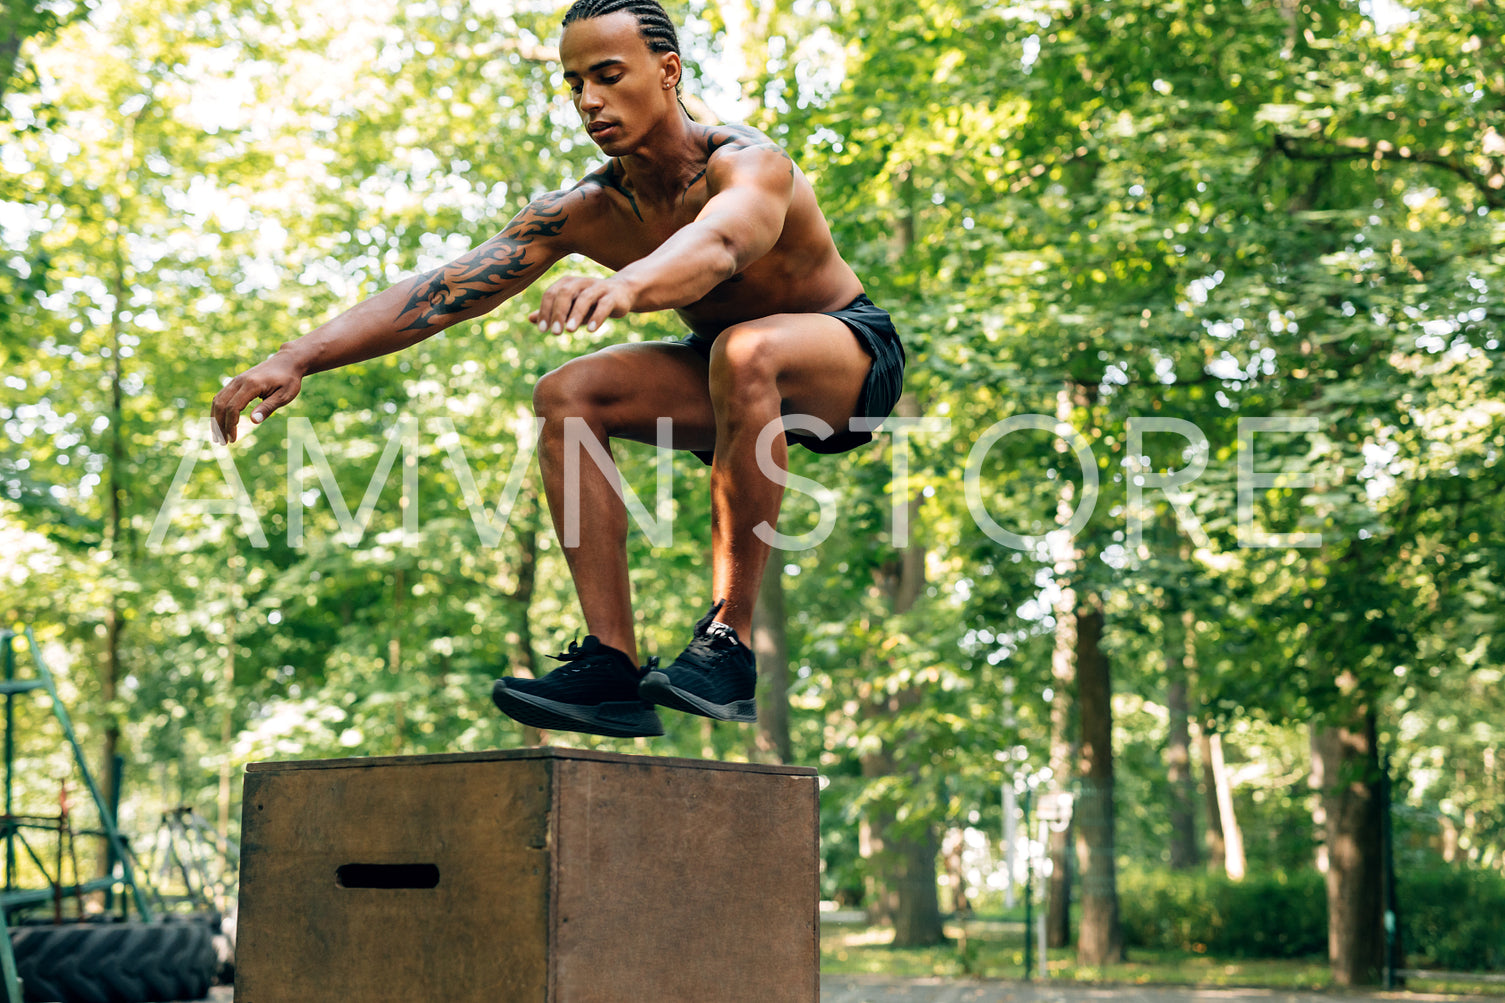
[{"xmin": 660, "ymin": 51, "xmax": 682, "ymax": 91}]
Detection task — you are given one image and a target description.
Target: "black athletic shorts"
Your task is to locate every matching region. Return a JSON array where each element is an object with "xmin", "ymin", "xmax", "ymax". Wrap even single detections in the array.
[{"xmin": 673, "ymin": 294, "xmax": 907, "ymax": 465}]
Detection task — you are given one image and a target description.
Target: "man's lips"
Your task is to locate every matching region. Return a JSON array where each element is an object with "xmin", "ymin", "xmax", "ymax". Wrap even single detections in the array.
[{"xmin": 588, "ymin": 122, "xmax": 620, "ymax": 139}]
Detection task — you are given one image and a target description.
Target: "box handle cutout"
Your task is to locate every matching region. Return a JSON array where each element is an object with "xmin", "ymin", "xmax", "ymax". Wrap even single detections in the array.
[{"xmin": 336, "ymin": 863, "xmax": 440, "ymax": 889}]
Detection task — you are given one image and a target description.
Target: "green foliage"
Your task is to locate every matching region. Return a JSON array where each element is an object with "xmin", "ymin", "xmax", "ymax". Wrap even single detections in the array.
[
  {"xmin": 1402, "ymin": 867, "xmax": 1505, "ymax": 972},
  {"xmin": 1121, "ymin": 866, "xmax": 1505, "ymax": 972},
  {"xmin": 1120, "ymin": 869, "xmax": 1328, "ymax": 958},
  {"xmin": 1, "ymin": 0, "xmax": 1503, "ymax": 970}
]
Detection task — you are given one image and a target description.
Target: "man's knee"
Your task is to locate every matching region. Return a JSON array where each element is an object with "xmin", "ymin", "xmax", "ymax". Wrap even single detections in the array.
[
  {"xmin": 533, "ymin": 356, "xmax": 604, "ymax": 419},
  {"xmin": 709, "ymin": 322, "xmax": 781, "ymax": 392}
]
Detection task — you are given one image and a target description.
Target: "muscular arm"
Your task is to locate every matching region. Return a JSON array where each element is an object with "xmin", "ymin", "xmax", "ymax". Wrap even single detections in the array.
[
  {"xmin": 534, "ymin": 143, "xmax": 796, "ymax": 333},
  {"xmin": 211, "ymin": 191, "xmax": 576, "ymax": 442},
  {"xmin": 616, "ymin": 145, "xmax": 794, "ymax": 311}
]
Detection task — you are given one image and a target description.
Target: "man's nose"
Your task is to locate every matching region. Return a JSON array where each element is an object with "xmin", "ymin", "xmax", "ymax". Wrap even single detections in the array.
[{"xmin": 579, "ymin": 84, "xmax": 605, "ymax": 112}]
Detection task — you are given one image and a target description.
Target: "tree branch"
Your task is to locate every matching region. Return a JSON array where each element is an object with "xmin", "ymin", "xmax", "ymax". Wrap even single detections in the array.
[{"xmin": 1273, "ymin": 133, "xmax": 1505, "ymax": 210}]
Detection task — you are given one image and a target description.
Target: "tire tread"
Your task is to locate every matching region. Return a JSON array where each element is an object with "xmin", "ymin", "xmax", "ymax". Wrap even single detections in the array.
[{"xmin": 10, "ymin": 921, "xmax": 217, "ymax": 1003}]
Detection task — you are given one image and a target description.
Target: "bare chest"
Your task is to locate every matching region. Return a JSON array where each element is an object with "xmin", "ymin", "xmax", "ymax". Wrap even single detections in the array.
[{"xmin": 586, "ymin": 187, "xmax": 706, "ymax": 269}]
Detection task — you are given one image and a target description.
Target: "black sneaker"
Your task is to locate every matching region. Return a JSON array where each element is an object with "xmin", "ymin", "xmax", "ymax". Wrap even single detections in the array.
[
  {"xmin": 492, "ymin": 636, "xmax": 664, "ymax": 738},
  {"xmin": 639, "ymin": 602, "xmax": 757, "ymax": 722}
]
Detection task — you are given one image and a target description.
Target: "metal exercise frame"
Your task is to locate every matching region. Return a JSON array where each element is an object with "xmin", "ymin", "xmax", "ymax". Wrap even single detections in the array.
[{"xmin": 1, "ymin": 627, "xmax": 153, "ymax": 1003}]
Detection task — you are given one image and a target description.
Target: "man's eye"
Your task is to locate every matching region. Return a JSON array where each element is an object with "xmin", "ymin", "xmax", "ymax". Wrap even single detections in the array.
[{"xmin": 601, "ymin": 75, "xmax": 622, "ymax": 84}]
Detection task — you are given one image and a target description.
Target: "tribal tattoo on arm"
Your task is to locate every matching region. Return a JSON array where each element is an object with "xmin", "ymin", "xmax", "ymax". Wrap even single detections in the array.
[{"xmin": 396, "ymin": 191, "xmax": 572, "ymax": 332}]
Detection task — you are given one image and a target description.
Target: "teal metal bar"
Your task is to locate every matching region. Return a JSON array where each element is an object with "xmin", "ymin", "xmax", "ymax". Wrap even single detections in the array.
[
  {"xmin": 1, "ymin": 877, "xmax": 124, "ymax": 909},
  {"xmin": 2, "ymin": 630, "xmax": 22, "ymax": 1003},
  {"xmin": 0, "ymin": 925, "xmax": 22, "ymax": 1003},
  {"xmin": 21, "ymin": 629, "xmax": 151, "ymax": 921},
  {"xmin": 4, "ymin": 629, "xmax": 14, "ymax": 885},
  {"xmin": 3, "ymin": 630, "xmax": 15, "ymax": 898}
]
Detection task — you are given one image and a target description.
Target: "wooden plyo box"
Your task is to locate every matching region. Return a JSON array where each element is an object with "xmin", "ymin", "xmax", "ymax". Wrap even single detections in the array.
[{"xmin": 234, "ymin": 748, "xmax": 819, "ymax": 1002}]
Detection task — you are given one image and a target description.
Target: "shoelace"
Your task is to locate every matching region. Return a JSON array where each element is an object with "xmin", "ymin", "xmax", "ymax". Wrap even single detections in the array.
[
  {"xmin": 678, "ymin": 602, "xmax": 736, "ymax": 673},
  {"xmin": 692, "ymin": 599, "xmax": 726, "ymax": 634},
  {"xmin": 678, "ymin": 634, "xmax": 721, "ymax": 671},
  {"xmin": 548, "ymin": 637, "xmax": 657, "ymax": 675},
  {"xmin": 547, "ymin": 637, "xmax": 598, "ymax": 674}
]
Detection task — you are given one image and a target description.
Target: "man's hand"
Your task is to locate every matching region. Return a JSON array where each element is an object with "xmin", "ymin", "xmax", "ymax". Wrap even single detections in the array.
[
  {"xmin": 530, "ymin": 275, "xmax": 635, "ymax": 334},
  {"xmin": 210, "ymin": 353, "xmax": 306, "ymax": 444}
]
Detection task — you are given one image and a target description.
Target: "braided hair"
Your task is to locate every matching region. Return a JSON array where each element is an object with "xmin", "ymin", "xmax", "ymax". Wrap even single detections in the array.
[{"xmin": 561, "ymin": 0, "xmax": 682, "ymax": 59}]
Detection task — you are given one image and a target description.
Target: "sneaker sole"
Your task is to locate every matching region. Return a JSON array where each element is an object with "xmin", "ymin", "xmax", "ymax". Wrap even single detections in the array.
[
  {"xmin": 491, "ymin": 682, "xmax": 664, "ymax": 738},
  {"xmin": 638, "ymin": 670, "xmax": 757, "ymax": 723}
]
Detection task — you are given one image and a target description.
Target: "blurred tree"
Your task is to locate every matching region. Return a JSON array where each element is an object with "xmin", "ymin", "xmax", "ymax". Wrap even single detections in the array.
[{"xmin": 2, "ymin": 0, "xmax": 1501, "ymax": 974}]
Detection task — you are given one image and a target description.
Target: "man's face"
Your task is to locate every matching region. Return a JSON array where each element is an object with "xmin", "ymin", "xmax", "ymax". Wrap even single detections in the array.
[{"xmin": 559, "ymin": 12, "xmax": 679, "ymax": 154}]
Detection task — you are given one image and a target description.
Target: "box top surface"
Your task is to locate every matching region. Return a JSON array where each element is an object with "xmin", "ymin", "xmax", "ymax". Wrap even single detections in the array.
[{"xmin": 246, "ymin": 746, "xmax": 818, "ymax": 777}]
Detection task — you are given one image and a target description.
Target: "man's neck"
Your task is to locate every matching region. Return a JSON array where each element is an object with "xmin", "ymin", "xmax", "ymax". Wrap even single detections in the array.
[{"xmin": 615, "ymin": 110, "xmax": 705, "ymax": 206}]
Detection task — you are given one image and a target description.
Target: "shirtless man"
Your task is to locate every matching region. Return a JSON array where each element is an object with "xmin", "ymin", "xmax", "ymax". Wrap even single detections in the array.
[{"xmin": 210, "ymin": 0, "xmax": 906, "ymax": 740}]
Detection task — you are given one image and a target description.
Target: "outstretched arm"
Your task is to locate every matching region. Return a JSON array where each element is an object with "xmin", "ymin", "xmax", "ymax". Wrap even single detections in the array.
[
  {"xmin": 210, "ymin": 191, "xmax": 576, "ymax": 443},
  {"xmin": 533, "ymin": 144, "xmax": 795, "ymax": 334}
]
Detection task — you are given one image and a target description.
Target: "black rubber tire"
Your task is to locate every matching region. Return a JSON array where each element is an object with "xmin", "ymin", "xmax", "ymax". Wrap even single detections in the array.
[{"xmin": 10, "ymin": 920, "xmax": 217, "ymax": 1003}]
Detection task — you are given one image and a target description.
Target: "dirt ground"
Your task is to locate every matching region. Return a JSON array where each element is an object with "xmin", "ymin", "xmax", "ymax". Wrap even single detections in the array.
[
  {"xmin": 206, "ymin": 979, "xmax": 1496, "ymax": 1001},
  {"xmin": 816, "ymin": 981, "xmax": 1498, "ymax": 1003}
]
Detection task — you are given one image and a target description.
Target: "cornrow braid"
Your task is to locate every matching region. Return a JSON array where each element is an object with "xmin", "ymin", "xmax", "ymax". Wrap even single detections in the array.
[{"xmin": 561, "ymin": 0, "xmax": 681, "ymax": 56}]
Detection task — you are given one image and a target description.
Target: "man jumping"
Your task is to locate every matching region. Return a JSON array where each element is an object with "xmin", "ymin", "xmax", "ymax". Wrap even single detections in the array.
[{"xmin": 210, "ymin": 0, "xmax": 906, "ymax": 739}]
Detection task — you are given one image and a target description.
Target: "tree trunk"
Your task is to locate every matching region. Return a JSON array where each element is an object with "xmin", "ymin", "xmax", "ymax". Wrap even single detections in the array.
[
  {"xmin": 0, "ymin": 27, "xmax": 20, "ymax": 109},
  {"xmin": 1309, "ymin": 724, "xmax": 1330, "ymax": 872},
  {"xmin": 1046, "ymin": 601, "xmax": 1075, "ymax": 948},
  {"xmin": 1207, "ymin": 731, "xmax": 1246, "ymax": 880},
  {"xmin": 390, "ymin": 566, "xmax": 405, "ymax": 754},
  {"xmin": 750, "ymin": 560, "xmax": 792, "ymax": 764},
  {"xmin": 510, "ymin": 485, "xmax": 545, "ymax": 746},
  {"xmin": 942, "ymin": 829, "xmax": 972, "ymax": 916},
  {"xmin": 98, "ymin": 605, "xmax": 122, "ymax": 885},
  {"xmin": 1166, "ymin": 677, "xmax": 1198, "ymax": 869},
  {"xmin": 1198, "ymin": 726, "xmax": 1226, "ymax": 871},
  {"xmin": 858, "ymin": 395, "xmax": 944, "ymax": 947},
  {"xmin": 860, "ymin": 748, "xmax": 945, "ymax": 946},
  {"xmin": 98, "ymin": 160, "xmax": 131, "ymax": 882},
  {"xmin": 1045, "ymin": 825, "xmax": 1073, "ymax": 949},
  {"xmin": 891, "ymin": 825, "xmax": 944, "ymax": 944},
  {"xmin": 218, "ymin": 552, "xmax": 239, "ymax": 858},
  {"xmin": 1074, "ymin": 596, "xmax": 1124, "ymax": 965},
  {"xmin": 1046, "ymin": 383, "xmax": 1078, "ymax": 949},
  {"xmin": 1165, "ymin": 606, "xmax": 1198, "ymax": 869},
  {"xmin": 1314, "ymin": 711, "xmax": 1385, "ymax": 986}
]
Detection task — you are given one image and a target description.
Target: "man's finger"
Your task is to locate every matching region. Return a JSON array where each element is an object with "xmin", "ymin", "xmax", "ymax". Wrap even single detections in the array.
[
  {"xmin": 565, "ymin": 287, "xmax": 600, "ymax": 332},
  {"xmin": 551, "ymin": 287, "xmax": 583, "ymax": 334},
  {"xmin": 585, "ymin": 295, "xmax": 615, "ymax": 333},
  {"xmin": 210, "ymin": 386, "xmax": 242, "ymax": 443},
  {"xmin": 216, "ymin": 379, "xmax": 272, "ymax": 442},
  {"xmin": 252, "ymin": 383, "xmax": 297, "ymax": 424},
  {"xmin": 537, "ymin": 279, "xmax": 574, "ymax": 332},
  {"xmin": 249, "ymin": 389, "xmax": 275, "ymax": 423}
]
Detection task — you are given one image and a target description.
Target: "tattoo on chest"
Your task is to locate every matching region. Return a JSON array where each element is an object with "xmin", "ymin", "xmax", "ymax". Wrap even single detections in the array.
[
  {"xmin": 397, "ymin": 194, "xmax": 568, "ymax": 331},
  {"xmin": 681, "ymin": 167, "xmax": 707, "ymax": 205},
  {"xmin": 581, "ymin": 161, "xmax": 643, "ymax": 222}
]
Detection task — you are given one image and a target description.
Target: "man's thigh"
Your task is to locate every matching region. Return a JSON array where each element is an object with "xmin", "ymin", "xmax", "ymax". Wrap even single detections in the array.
[
  {"xmin": 561, "ymin": 340, "xmax": 719, "ymax": 452},
  {"xmin": 711, "ymin": 313, "xmax": 874, "ymax": 434}
]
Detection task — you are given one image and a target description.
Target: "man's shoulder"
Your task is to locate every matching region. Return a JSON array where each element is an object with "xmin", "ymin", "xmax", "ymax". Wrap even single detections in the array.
[
  {"xmin": 700, "ymin": 125, "xmax": 796, "ymax": 197},
  {"xmin": 522, "ymin": 170, "xmax": 619, "ymax": 215},
  {"xmin": 703, "ymin": 123, "xmax": 790, "ymax": 165},
  {"xmin": 502, "ymin": 171, "xmax": 618, "ymax": 245}
]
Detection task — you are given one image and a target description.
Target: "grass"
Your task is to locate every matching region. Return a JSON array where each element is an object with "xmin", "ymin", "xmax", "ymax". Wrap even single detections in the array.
[{"xmin": 819, "ymin": 917, "xmax": 1505, "ymax": 996}]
